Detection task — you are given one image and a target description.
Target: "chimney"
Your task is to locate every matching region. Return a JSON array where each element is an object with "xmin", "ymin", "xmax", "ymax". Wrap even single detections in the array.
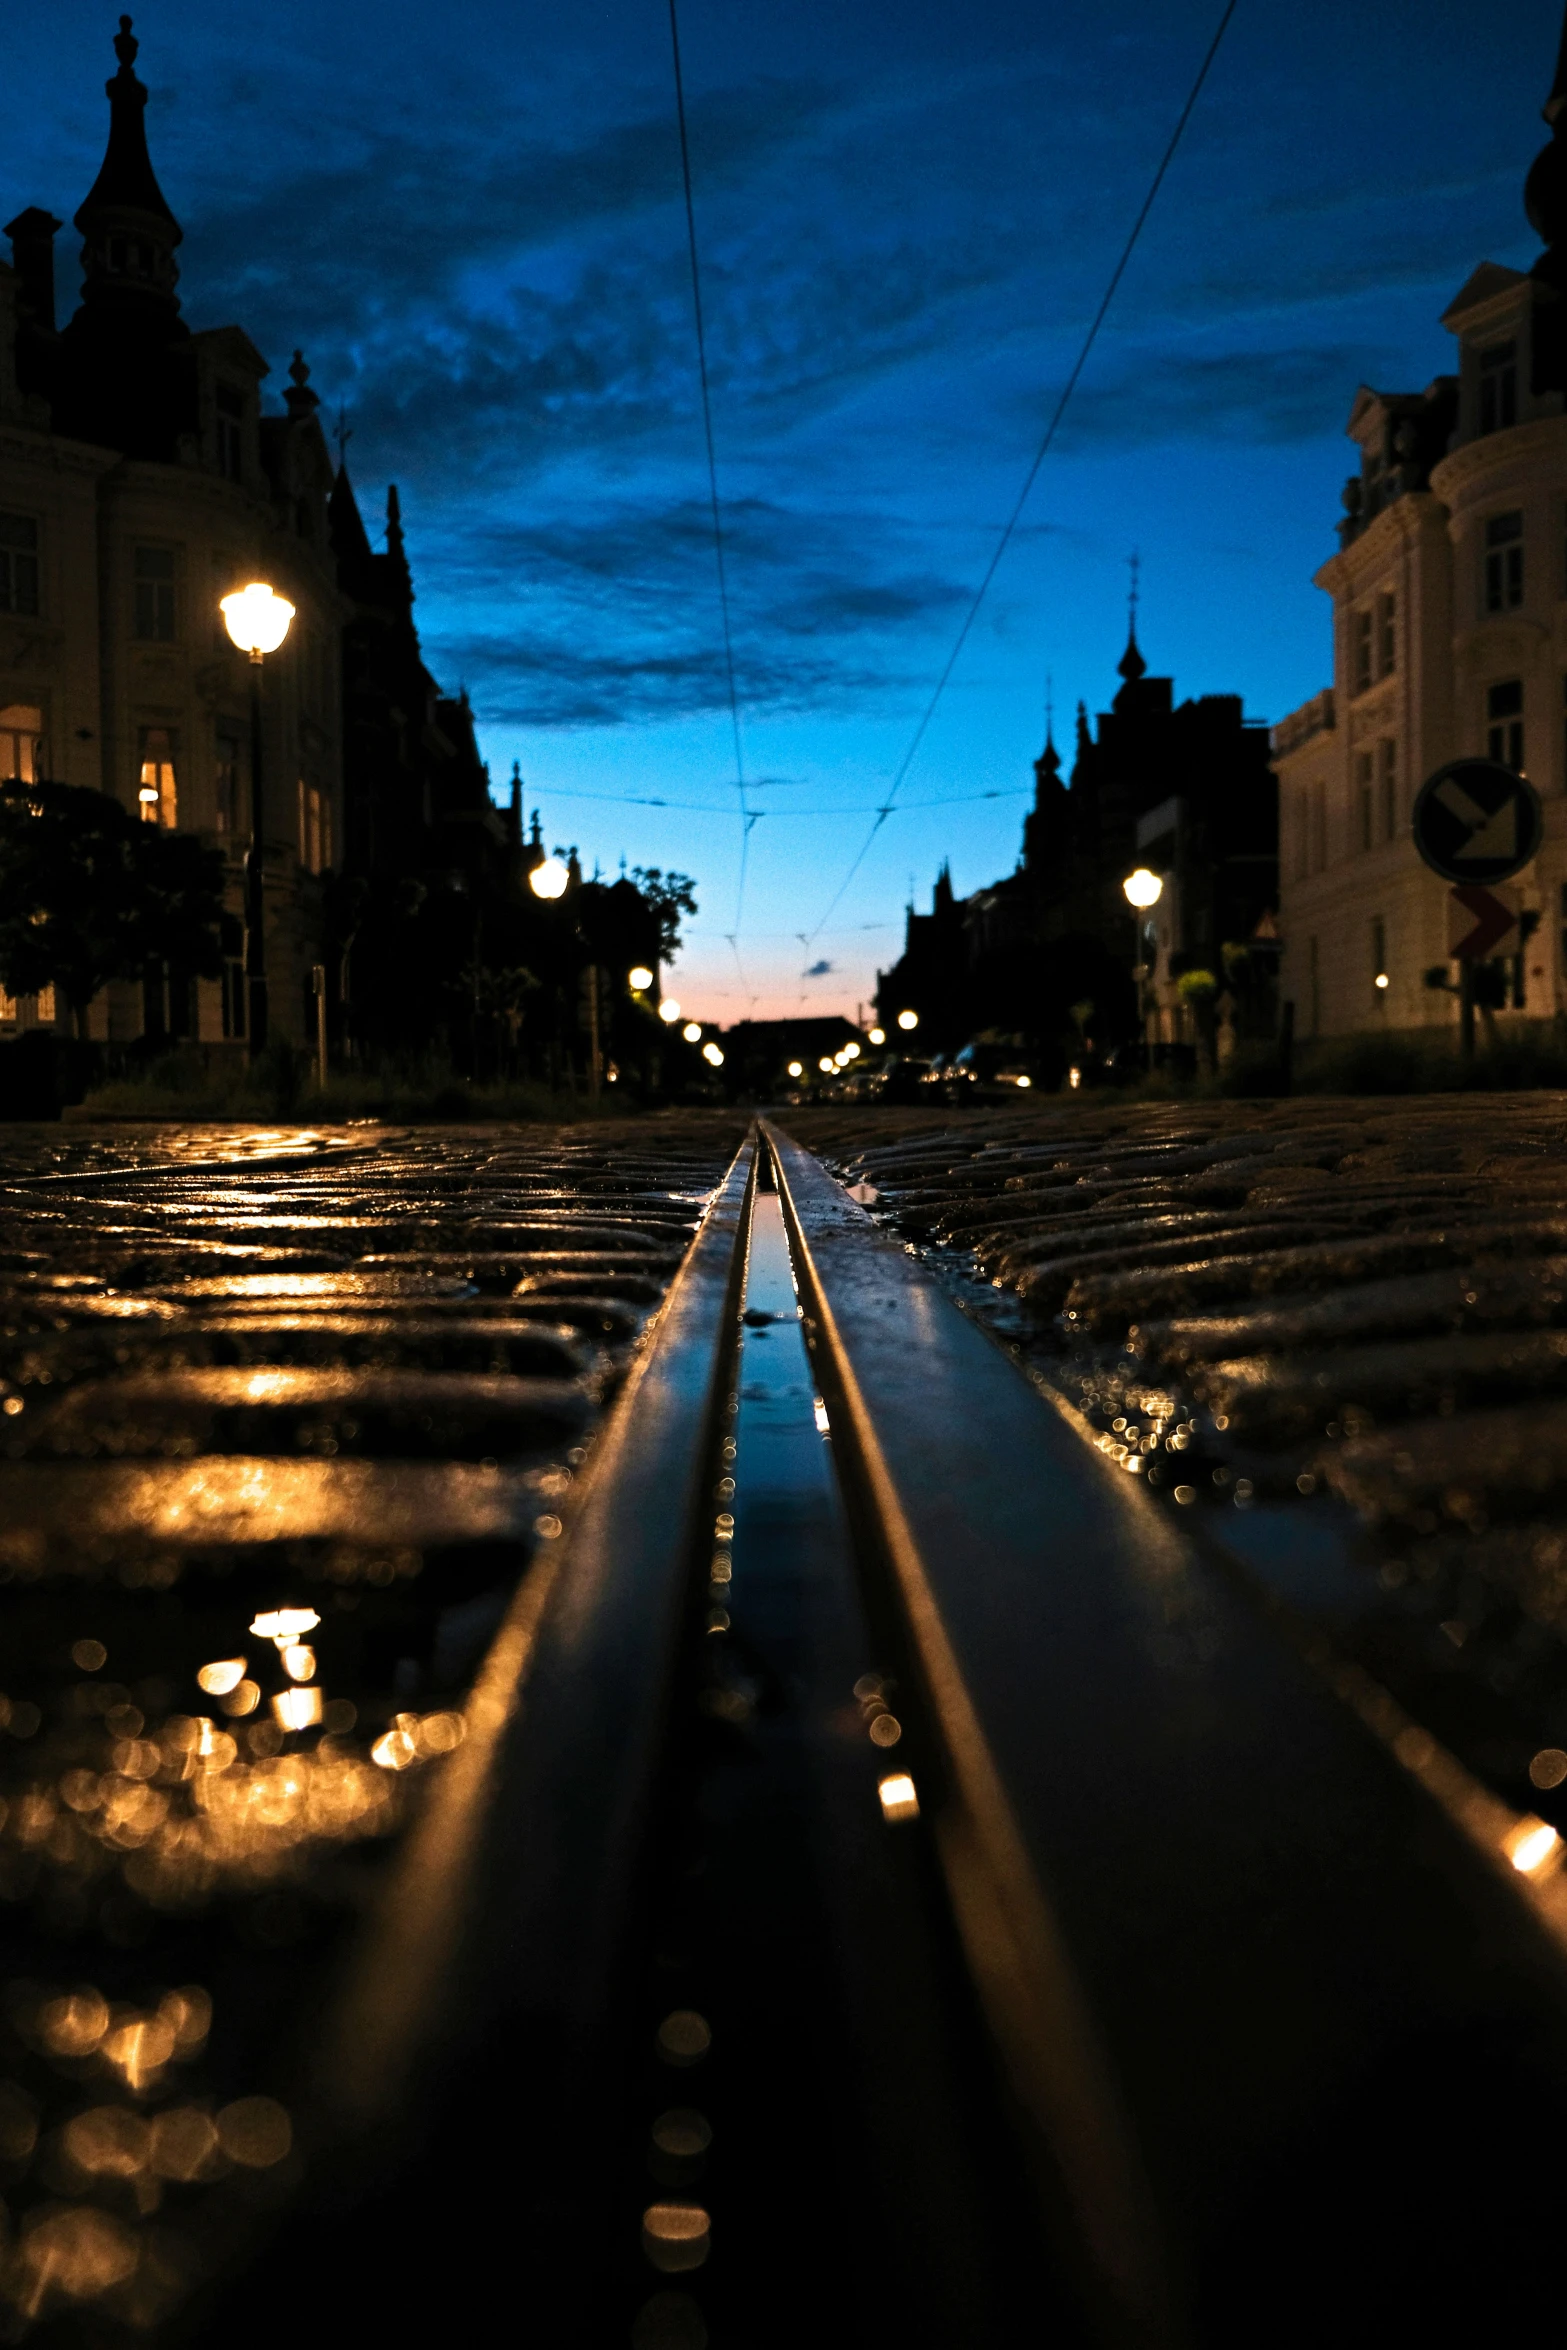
[{"xmin": 4, "ymin": 209, "xmax": 62, "ymax": 332}]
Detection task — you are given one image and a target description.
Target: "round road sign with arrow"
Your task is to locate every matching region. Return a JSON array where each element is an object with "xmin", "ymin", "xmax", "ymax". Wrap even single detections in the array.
[{"xmin": 1411, "ymin": 758, "xmax": 1543, "ymax": 886}]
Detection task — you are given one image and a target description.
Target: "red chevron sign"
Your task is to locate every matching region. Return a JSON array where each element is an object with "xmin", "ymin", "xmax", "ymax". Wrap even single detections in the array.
[{"xmin": 1447, "ymin": 883, "xmax": 1520, "ymax": 960}]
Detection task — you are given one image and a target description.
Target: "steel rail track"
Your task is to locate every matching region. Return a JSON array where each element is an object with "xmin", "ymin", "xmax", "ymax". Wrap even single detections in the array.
[{"xmin": 7, "ymin": 1115, "xmax": 1567, "ymax": 2342}]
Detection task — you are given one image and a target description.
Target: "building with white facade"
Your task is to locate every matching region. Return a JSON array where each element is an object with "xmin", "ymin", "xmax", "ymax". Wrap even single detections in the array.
[{"xmin": 1277, "ymin": 16, "xmax": 1567, "ymax": 1041}]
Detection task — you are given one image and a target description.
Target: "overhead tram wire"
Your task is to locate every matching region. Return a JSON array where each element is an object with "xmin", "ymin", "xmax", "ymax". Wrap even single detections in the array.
[
  {"xmin": 801, "ymin": 0, "xmax": 1241, "ymax": 949},
  {"xmin": 667, "ymin": 0, "xmax": 757, "ymax": 1005}
]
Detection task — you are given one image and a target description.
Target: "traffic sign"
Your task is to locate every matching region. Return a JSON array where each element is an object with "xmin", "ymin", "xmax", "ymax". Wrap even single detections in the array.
[
  {"xmin": 1412, "ymin": 758, "xmax": 1542, "ymax": 885},
  {"xmin": 1446, "ymin": 882, "xmax": 1519, "ymax": 960}
]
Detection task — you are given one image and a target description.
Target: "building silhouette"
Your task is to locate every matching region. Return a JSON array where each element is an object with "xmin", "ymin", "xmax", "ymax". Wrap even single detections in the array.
[
  {"xmin": 1276, "ymin": 9, "xmax": 1567, "ymax": 1040},
  {"xmin": 0, "ymin": 15, "xmax": 501, "ymax": 1059},
  {"xmin": 875, "ymin": 617, "xmax": 1277, "ymax": 1070}
]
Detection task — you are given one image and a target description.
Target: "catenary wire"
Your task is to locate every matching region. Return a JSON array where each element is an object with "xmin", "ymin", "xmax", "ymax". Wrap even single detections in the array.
[
  {"xmin": 668, "ymin": 0, "xmax": 754, "ymax": 995},
  {"xmin": 801, "ymin": 0, "xmax": 1241, "ymax": 949}
]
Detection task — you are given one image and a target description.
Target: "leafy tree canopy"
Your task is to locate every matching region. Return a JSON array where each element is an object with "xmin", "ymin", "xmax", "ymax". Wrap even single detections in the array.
[
  {"xmin": 0, "ymin": 782, "xmax": 225, "ymax": 1036},
  {"xmin": 629, "ymin": 867, "xmax": 697, "ymax": 961}
]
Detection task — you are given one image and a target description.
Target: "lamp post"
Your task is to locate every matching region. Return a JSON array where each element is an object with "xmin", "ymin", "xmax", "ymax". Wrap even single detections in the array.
[
  {"xmin": 1122, "ymin": 868, "xmax": 1165, "ymax": 1066},
  {"xmin": 220, "ymin": 583, "xmax": 295, "ymax": 1058}
]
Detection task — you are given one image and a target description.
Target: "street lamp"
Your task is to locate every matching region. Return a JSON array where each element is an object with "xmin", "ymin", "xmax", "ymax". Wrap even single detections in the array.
[
  {"xmin": 220, "ymin": 582, "xmax": 296, "ymax": 1057},
  {"xmin": 818, "ymin": 1056, "xmax": 835, "ymax": 1073},
  {"xmin": 530, "ymin": 856, "xmax": 570, "ymax": 900},
  {"xmin": 628, "ymin": 965, "xmax": 654, "ymax": 992},
  {"xmin": 1122, "ymin": 867, "xmax": 1163, "ymax": 910},
  {"xmin": 868, "ymin": 1027, "xmax": 885, "ymax": 1046},
  {"xmin": 896, "ymin": 1009, "xmax": 918, "ymax": 1032},
  {"xmin": 702, "ymin": 1041, "xmax": 724, "ymax": 1067},
  {"xmin": 682, "ymin": 1021, "xmax": 702, "ymax": 1044},
  {"xmin": 787, "ymin": 1060, "xmax": 803, "ymax": 1077},
  {"xmin": 659, "ymin": 998, "xmax": 681, "ymax": 1024}
]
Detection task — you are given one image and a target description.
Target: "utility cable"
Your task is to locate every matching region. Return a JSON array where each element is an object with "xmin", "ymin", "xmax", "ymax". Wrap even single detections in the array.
[
  {"xmin": 802, "ymin": 0, "xmax": 1240, "ymax": 947},
  {"xmin": 668, "ymin": 0, "xmax": 752, "ymax": 955}
]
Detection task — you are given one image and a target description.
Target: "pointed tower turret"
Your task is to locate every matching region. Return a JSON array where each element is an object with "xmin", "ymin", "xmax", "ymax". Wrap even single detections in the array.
[
  {"xmin": 507, "ymin": 762, "xmax": 523, "ymax": 850},
  {"xmin": 73, "ymin": 17, "xmax": 183, "ymax": 319},
  {"xmin": 1528, "ymin": 4, "xmax": 1567, "ymax": 389}
]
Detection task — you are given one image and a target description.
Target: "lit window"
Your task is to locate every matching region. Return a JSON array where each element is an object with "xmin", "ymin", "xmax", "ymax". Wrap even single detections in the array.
[
  {"xmin": 34, "ymin": 986, "xmax": 55, "ymax": 1024},
  {"xmin": 1484, "ymin": 512, "xmax": 1524, "ymax": 614},
  {"xmin": 138, "ymin": 727, "xmax": 177, "ymax": 827},
  {"xmin": 0, "ymin": 986, "xmax": 15, "ymax": 1023},
  {"xmin": 133, "ymin": 546, "xmax": 175, "ymax": 641},
  {"xmin": 1479, "ymin": 341, "xmax": 1518, "ymax": 436},
  {"xmin": 297, "ymin": 777, "xmax": 330, "ymax": 874},
  {"xmin": 1487, "ymin": 679, "xmax": 1524, "ymax": 773},
  {"xmin": 0, "ymin": 515, "xmax": 39, "ymax": 616},
  {"xmin": 0, "ymin": 704, "xmax": 44, "ymax": 783}
]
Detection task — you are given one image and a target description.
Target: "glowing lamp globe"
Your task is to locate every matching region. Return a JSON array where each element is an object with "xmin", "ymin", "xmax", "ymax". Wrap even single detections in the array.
[
  {"xmin": 896, "ymin": 1009, "xmax": 918, "ymax": 1032},
  {"xmin": 682, "ymin": 1022, "xmax": 702, "ymax": 1043},
  {"xmin": 220, "ymin": 582, "xmax": 295, "ymax": 657},
  {"xmin": 1122, "ymin": 867, "xmax": 1163, "ymax": 910},
  {"xmin": 818, "ymin": 1057, "xmax": 835, "ymax": 1074},
  {"xmin": 659, "ymin": 999, "xmax": 681, "ymax": 1024},
  {"xmin": 530, "ymin": 857, "xmax": 570, "ymax": 901},
  {"xmin": 842, "ymin": 1041, "xmax": 860, "ymax": 1059},
  {"xmin": 628, "ymin": 965, "xmax": 654, "ymax": 992},
  {"xmin": 787, "ymin": 1061, "xmax": 803, "ymax": 1077},
  {"xmin": 868, "ymin": 1028, "xmax": 885, "ymax": 1046},
  {"xmin": 702, "ymin": 1042, "xmax": 724, "ymax": 1067}
]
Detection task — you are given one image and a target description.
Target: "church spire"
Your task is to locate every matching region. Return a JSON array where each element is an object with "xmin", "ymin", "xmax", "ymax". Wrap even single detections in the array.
[
  {"xmin": 1117, "ymin": 551, "xmax": 1146, "ymax": 683},
  {"xmin": 73, "ymin": 16, "xmax": 183, "ymax": 316}
]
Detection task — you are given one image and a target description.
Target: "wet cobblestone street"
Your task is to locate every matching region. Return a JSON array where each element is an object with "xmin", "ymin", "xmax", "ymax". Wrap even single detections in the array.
[
  {"xmin": 794, "ymin": 1094, "xmax": 1567, "ymax": 1869},
  {"xmin": 0, "ymin": 1115, "xmax": 744, "ymax": 2340}
]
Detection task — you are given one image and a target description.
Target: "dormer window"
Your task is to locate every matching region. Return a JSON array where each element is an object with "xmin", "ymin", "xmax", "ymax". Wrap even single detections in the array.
[
  {"xmin": 215, "ymin": 385, "xmax": 243, "ymax": 483},
  {"xmin": 1479, "ymin": 341, "xmax": 1518, "ymax": 435},
  {"xmin": 1484, "ymin": 511, "xmax": 1524, "ymax": 613}
]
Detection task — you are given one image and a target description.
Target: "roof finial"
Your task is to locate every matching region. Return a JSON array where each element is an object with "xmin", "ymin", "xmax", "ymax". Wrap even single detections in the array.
[
  {"xmin": 113, "ymin": 15, "xmax": 138, "ymax": 76},
  {"xmin": 1118, "ymin": 551, "xmax": 1147, "ymax": 682},
  {"xmin": 285, "ymin": 349, "xmax": 319, "ymax": 420}
]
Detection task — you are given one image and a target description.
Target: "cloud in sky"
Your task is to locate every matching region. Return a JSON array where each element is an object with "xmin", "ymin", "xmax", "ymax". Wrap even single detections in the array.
[{"xmin": 12, "ymin": 0, "xmax": 1564, "ymax": 1018}]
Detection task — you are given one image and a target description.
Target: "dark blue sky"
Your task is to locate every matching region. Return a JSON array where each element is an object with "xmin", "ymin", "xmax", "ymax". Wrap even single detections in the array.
[{"xmin": 12, "ymin": 2, "xmax": 1564, "ymax": 1017}]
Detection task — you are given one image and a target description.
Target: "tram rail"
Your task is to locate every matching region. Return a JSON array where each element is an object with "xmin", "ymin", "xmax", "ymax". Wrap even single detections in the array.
[{"xmin": 2, "ymin": 1106, "xmax": 1567, "ymax": 2343}]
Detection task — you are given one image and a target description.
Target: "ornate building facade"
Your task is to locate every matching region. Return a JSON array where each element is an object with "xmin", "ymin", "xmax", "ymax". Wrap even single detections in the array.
[
  {"xmin": 0, "ymin": 17, "xmax": 505, "ymax": 1062},
  {"xmin": 1276, "ymin": 15, "xmax": 1567, "ymax": 1040}
]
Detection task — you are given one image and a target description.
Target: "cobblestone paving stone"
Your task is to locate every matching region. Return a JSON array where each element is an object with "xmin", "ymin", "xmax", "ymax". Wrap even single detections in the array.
[
  {"xmin": 0, "ymin": 1114, "xmax": 745, "ymax": 2340},
  {"xmin": 790, "ymin": 1094, "xmax": 1567, "ymax": 1854}
]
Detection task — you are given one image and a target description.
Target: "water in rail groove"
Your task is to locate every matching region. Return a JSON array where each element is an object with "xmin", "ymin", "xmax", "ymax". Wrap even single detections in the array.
[{"xmin": 0, "ymin": 1114, "xmax": 747, "ymax": 2341}]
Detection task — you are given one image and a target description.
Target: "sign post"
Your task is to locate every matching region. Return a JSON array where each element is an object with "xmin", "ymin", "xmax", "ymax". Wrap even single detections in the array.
[{"xmin": 1412, "ymin": 760, "xmax": 1542, "ymax": 1060}]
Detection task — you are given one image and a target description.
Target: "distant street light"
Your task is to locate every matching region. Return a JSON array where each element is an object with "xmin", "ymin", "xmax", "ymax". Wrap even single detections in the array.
[
  {"xmin": 1122, "ymin": 867, "xmax": 1164, "ymax": 909},
  {"xmin": 220, "ymin": 581, "xmax": 296, "ymax": 1059},
  {"xmin": 787, "ymin": 1060, "xmax": 803, "ymax": 1077},
  {"xmin": 868, "ymin": 1027, "xmax": 885, "ymax": 1046},
  {"xmin": 659, "ymin": 998, "xmax": 681, "ymax": 1024},
  {"xmin": 818, "ymin": 1056, "xmax": 835, "ymax": 1073},
  {"xmin": 896, "ymin": 1009, "xmax": 918, "ymax": 1032},
  {"xmin": 530, "ymin": 856, "xmax": 571, "ymax": 900},
  {"xmin": 628, "ymin": 965, "xmax": 654, "ymax": 992},
  {"xmin": 842, "ymin": 1041, "xmax": 860, "ymax": 1059},
  {"xmin": 682, "ymin": 1021, "xmax": 702, "ymax": 1043},
  {"xmin": 702, "ymin": 1041, "xmax": 724, "ymax": 1067}
]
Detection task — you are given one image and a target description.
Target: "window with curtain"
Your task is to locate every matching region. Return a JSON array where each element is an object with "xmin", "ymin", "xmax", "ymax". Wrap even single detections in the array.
[
  {"xmin": 138, "ymin": 727, "xmax": 177, "ymax": 827},
  {"xmin": 0, "ymin": 705, "xmax": 44, "ymax": 783}
]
